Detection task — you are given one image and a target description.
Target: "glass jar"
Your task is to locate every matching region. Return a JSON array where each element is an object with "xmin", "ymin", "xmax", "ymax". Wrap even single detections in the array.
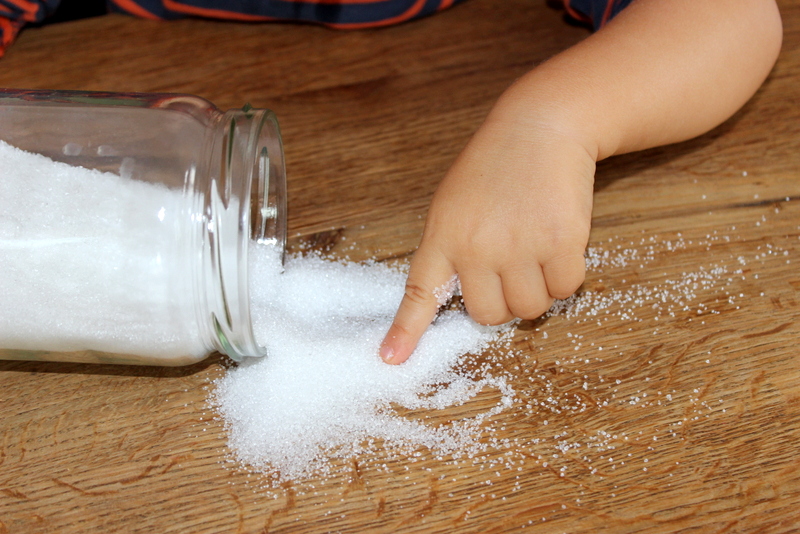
[{"xmin": 0, "ymin": 89, "xmax": 286, "ymax": 366}]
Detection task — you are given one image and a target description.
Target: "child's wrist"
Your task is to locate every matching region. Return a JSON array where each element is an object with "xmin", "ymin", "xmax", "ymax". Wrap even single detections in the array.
[{"xmin": 488, "ymin": 72, "xmax": 604, "ymax": 164}]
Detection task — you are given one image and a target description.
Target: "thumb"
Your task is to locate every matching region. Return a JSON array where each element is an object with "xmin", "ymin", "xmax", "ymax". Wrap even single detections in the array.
[{"xmin": 380, "ymin": 248, "xmax": 454, "ymax": 365}]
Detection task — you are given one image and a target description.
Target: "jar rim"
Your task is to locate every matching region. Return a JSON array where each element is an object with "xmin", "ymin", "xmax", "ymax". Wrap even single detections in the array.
[{"xmin": 204, "ymin": 107, "xmax": 286, "ymax": 361}]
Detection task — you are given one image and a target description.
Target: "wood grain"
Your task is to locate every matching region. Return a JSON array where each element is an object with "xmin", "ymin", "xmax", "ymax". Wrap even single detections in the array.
[{"xmin": 1, "ymin": 1, "xmax": 800, "ymax": 532}]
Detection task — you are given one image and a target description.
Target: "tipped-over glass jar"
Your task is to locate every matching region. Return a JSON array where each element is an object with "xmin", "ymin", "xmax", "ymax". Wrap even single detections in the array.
[{"xmin": 0, "ymin": 89, "xmax": 286, "ymax": 366}]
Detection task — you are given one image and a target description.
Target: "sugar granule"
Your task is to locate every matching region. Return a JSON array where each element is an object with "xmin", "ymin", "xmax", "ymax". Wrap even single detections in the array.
[
  {"xmin": 211, "ymin": 245, "xmax": 515, "ymax": 482},
  {"xmin": 434, "ymin": 274, "xmax": 461, "ymax": 306}
]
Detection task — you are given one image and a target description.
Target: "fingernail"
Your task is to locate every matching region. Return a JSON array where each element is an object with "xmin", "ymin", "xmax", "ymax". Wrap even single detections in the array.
[{"xmin": 379, "ymin": 343, "xmax": 395, "ymax": 363}]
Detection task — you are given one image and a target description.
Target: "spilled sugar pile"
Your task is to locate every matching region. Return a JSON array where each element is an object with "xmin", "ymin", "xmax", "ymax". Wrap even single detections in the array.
[
  {"xmin": 212, "ymin": 246, "xmax": 516, "ymax": 481},
  {"xmin": 209, "ymin": 222, "xmax": 784, "ymax": 485}
]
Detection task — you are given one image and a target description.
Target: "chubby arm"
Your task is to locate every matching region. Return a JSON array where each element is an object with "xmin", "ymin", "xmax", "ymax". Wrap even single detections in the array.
[{"xmin": 380, "ymin": 0, "xmax": 783, "ymax": 364}]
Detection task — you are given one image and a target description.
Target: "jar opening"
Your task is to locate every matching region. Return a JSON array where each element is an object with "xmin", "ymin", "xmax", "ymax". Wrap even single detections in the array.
[{"xmin": 202, "ymin": 108, "xmax": 286, "ymax": 361}]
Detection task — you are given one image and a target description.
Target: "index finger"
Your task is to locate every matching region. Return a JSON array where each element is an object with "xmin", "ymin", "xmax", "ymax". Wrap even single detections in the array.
[{"xmin": 380, "ymin": 248, "xmax": 455, "ymax": 365}]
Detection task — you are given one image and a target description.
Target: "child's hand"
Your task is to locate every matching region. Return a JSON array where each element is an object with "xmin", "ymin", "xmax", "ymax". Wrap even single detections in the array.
[
  {"xmin": 379, "ymin": 96, "xmax": 596, "ymax": 364},
  {"xmin": 378, "ymin": 0, "xmax": 781, "ymax": 365}
]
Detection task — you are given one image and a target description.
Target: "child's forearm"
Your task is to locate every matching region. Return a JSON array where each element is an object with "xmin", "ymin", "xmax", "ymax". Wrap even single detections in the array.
[{"xmin": 489, "ymin": 0, "xmax": 782, "ymax": 162}]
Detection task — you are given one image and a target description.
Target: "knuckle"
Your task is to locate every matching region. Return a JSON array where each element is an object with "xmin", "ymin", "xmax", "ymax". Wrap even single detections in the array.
[
  {"xmin": 388, "ymin": 320, "xmax": 414, "ymax": 340},
  {"xmin": 403, "ymin": 281, "xmax": 434, "ymax": 307},
  {"xmin": 545, "ymin": 234, "xmax": 590, "ymax": 266}
]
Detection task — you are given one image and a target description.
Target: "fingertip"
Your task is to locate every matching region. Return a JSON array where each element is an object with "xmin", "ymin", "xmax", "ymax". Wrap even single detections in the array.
[
  {"xmin": 379, "ymin": 343, "xmax": 402, "ymax": 365},
  {"xmin": 380, "ymin": 247, "xmax": 455, "ymax": 365},
  {"xmin": 379, "ymin": 326, "xmax": 412, "ymax": 365}
]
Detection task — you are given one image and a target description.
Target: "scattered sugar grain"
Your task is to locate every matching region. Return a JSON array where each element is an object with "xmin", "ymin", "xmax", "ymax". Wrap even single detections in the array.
[{"xmin": 434, "ymin": 274, "xmax": 462, "ymax": 307}]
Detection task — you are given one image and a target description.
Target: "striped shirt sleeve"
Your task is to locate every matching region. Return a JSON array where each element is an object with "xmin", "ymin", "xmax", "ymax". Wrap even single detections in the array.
[
  {"xmin": 0, "ymin": 0, "xmax": 634, "ymax": 58},
  {"xmin": 0, "ymin": 0, "xmax": 59, "ymax": 56},
  {"xmin": 106, "ymin": 0, "xmax": 467, "ymax": 28},
  {"xmin": 0, "ymin": 0, "xmax": 465, "ymax": 56},
  {"xmin": 563, "ymin": 0, "xmax": 633, "ymax": 30}
]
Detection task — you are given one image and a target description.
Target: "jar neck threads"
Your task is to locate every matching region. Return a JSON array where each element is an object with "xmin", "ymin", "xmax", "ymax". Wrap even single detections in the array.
[{"xmin": 197, "ymin": 107, "xmax": 286, "ymax": 360}]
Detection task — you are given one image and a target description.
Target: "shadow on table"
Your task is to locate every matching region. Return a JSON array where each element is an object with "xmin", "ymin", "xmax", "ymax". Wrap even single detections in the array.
[
  {"xmin": 592, "ymin": 96, "xmax": 754, "ymax": 192},
  {"xmin": 0, "ymin": 352, "xmax": 228, "ymax": 378}
]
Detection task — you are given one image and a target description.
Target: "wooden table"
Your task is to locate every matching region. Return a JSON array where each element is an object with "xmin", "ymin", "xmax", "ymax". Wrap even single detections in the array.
[{"xmin": 2, "ymin": 1, "xmax": 800, "ymax": 532}]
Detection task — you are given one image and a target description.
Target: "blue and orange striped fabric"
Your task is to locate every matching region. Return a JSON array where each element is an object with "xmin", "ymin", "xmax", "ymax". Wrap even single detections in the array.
[
  {"xmin": 107, "ymin": 0, "xmax": 467, "ymax": 27},
  {"xmin": 0, "ymin": 0, "xmax": 632, "ymax": 58},
  {"xmin": 564, "ymin": 0, "xmax": 633, "ymax": 30},
  {"xmin": 0, "ymin": 0, "xmax": 59, "ymax": 57}
]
